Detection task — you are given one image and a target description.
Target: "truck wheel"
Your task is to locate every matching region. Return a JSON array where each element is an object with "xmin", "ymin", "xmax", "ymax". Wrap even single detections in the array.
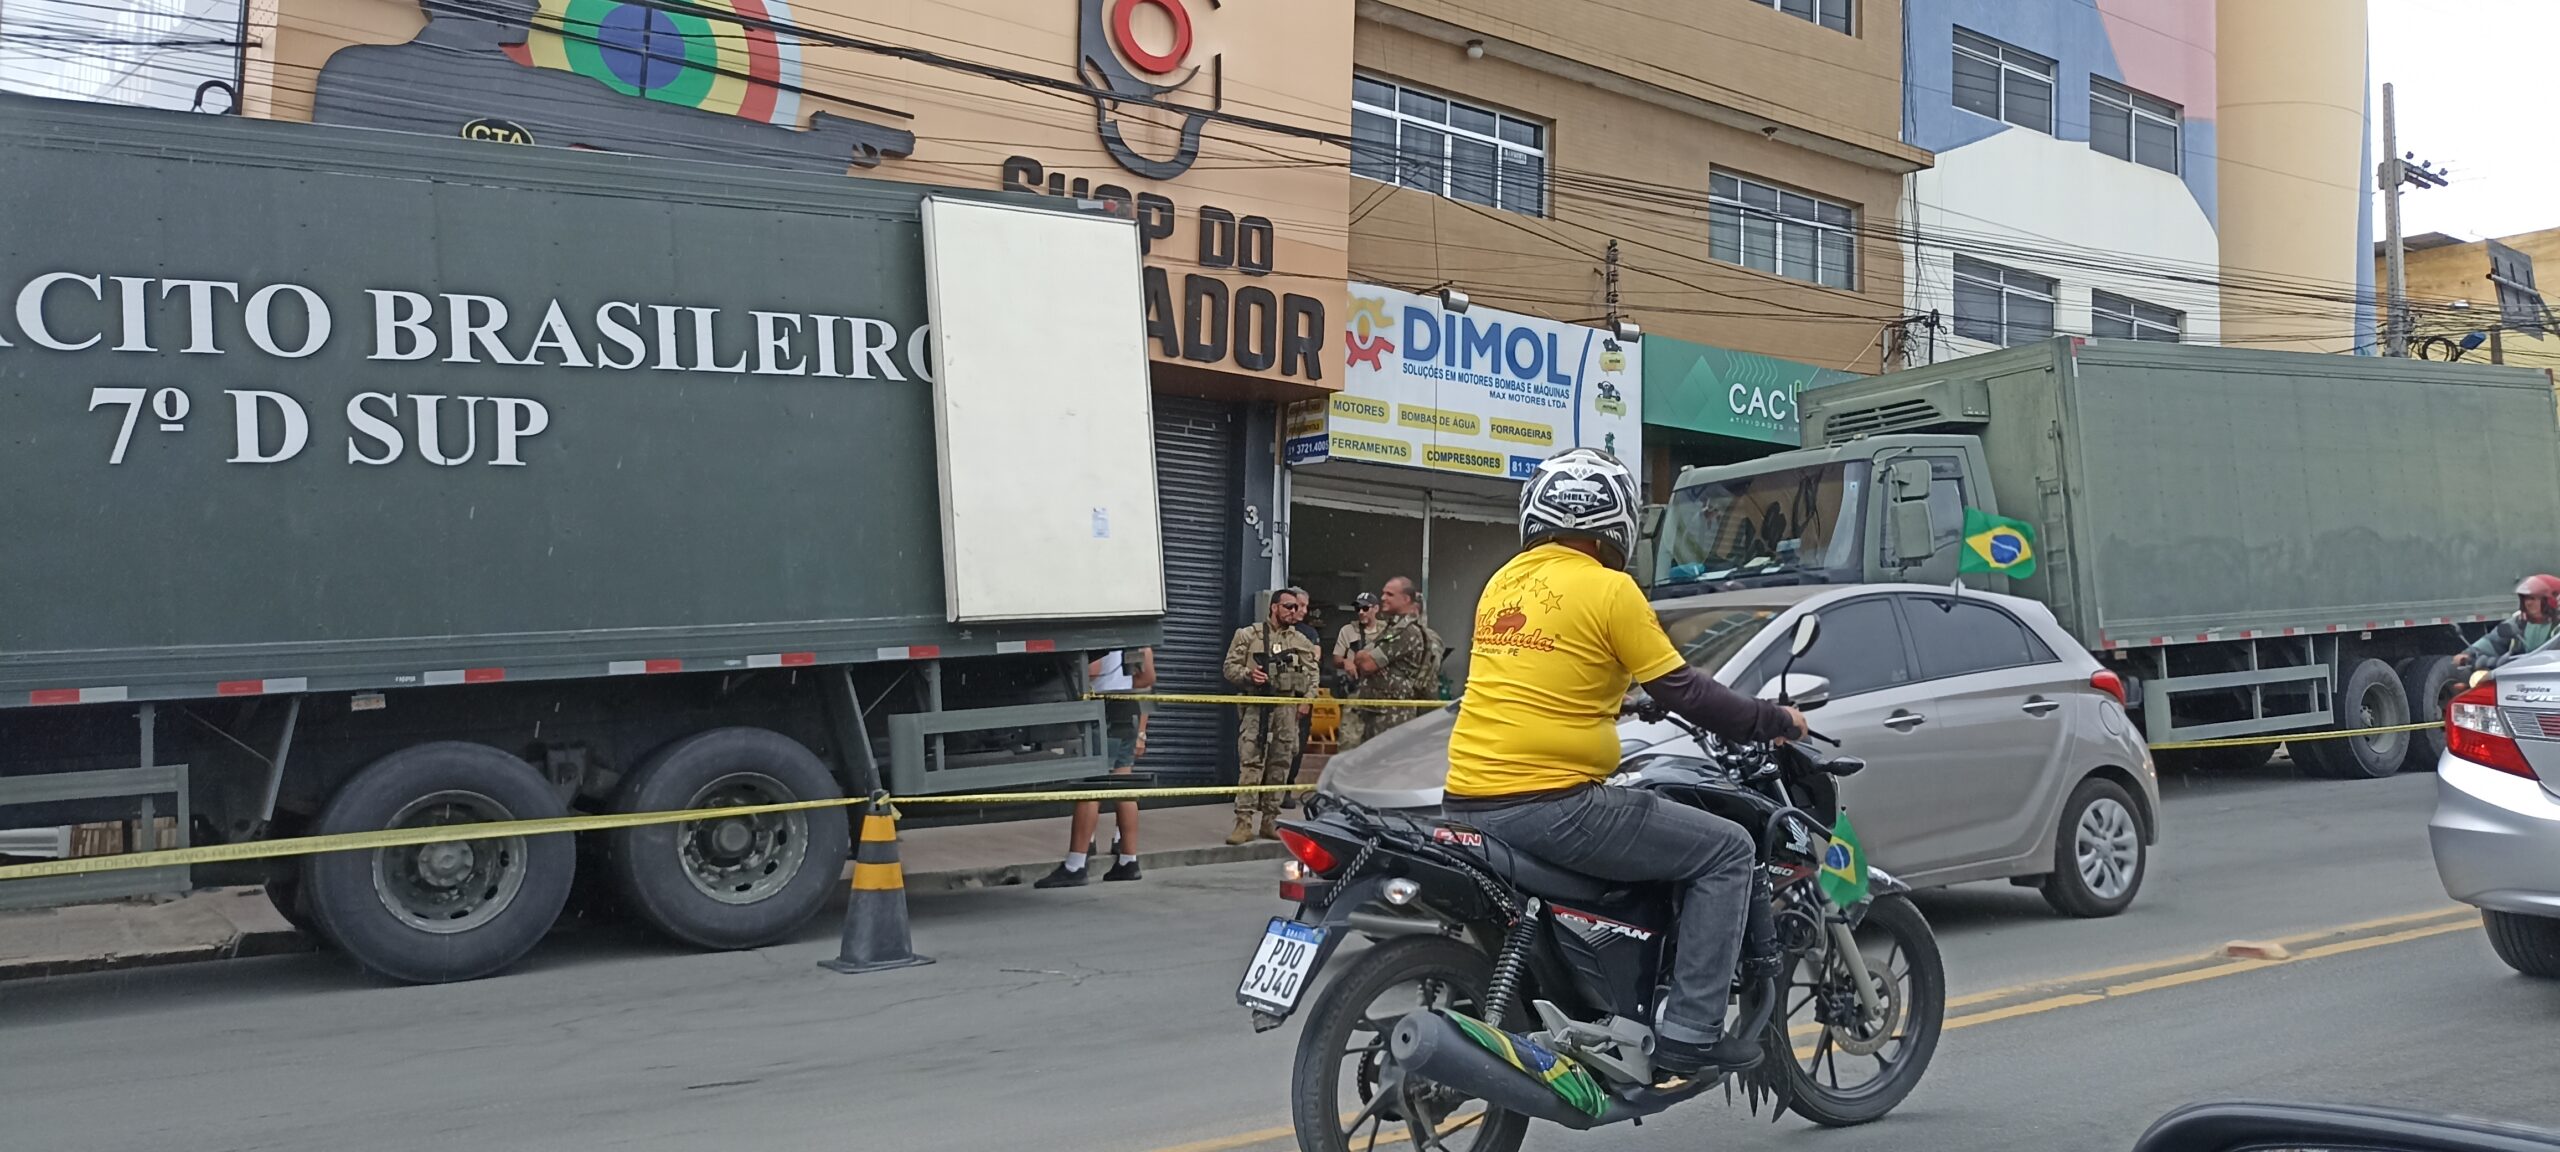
[
  {"xmin": 302, "ymin": 742, "xmax": 574, "ymax": 984},
  {"xmin": 2298, "ymin": 659, "xmax": 2412, "ymax": 780},
  {"xmin": 2397, "ymin": 655, "xmax": 2458, "ymax": 771},
  {"xmin": 605, "ymin": 728, "xmax": 850, "ymax": 951}
]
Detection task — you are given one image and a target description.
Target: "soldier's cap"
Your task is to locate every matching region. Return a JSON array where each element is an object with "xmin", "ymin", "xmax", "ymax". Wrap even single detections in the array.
[{"xmin": 1355, "ymin": 592, "xmax": 1382, "ymax": 609}]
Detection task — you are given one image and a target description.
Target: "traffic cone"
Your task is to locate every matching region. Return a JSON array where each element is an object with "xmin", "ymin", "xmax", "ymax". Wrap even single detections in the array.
[{"xmin": 819, "ymin": 791, "xmax": 934, "ymax": 974}]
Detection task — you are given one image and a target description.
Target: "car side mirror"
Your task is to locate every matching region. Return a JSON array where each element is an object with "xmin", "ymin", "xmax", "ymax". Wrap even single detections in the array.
[
  {"xmin": 1631, "ymin": 504, "xmax": 1666, "ymax": 583},
  {"xmin": 2132, "ymin": 1100, "xmax": 2560, "ymax": 1152},
  {"xmin": 1880, "ymin": 457, "xmax": 1934, "ymax": 568},
  {"xmin": 1758, "ymin": 673, "xmax": 1831, "ymax": 710}
]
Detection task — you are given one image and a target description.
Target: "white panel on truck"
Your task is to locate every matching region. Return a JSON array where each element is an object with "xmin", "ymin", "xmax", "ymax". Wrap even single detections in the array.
[{"xmin": 921, "ymin": 195, "xmax": 1166, "ymax": 623}]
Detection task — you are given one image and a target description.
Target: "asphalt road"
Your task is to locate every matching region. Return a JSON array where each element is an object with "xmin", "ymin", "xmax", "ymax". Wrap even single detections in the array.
[{"xmin": 2, "ymin": 762, "xmax": 2553, "ymax": 1152}]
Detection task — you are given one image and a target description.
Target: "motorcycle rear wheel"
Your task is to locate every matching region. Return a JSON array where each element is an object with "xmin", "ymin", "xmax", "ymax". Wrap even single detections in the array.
[
  {"xmin": 1782, "ymin": 895, "xmax": 1945, "ymax": 1128},
  {"xmin": 1290, "ymin": 935, "xmax": 1531, "ymax": 1152}
]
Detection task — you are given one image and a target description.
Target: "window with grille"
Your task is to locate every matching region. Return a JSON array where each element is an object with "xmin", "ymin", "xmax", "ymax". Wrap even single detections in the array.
[
  {"xmin": 1351, "ymin": 75, "xmax": 1547, "ymax": 217},
  {"xmin": 1952, "ymin": 256, "xmax": 2057, "ymax": 346},
  {"xmin": 1708, "ymin": 170, "xmax": 1858, "ymax": 289},
  {"xmin": 2092, "ymin": 290, "xmax": 2183, "ymax": 342},
  {"xmin": 1952, "ymin": 28, "xmax": 2055, "ymax": 134},
  {"xmin": 1755, "ymin": 0, "xmax": 1852, "ymax": 34},
  {"xmin": 2089, "ymin": 77, "xmax": 2181, "ymax": 174}
]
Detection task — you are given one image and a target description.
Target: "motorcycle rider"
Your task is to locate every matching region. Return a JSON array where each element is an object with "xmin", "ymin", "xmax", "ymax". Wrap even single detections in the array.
[
  {"xmin": 1442, "ymin": 448, "xmax": 1806, "ymax": 1082},
  {"xmin": 2456, "ymin": 574, "xmax": 2560, "ymax": 673}
]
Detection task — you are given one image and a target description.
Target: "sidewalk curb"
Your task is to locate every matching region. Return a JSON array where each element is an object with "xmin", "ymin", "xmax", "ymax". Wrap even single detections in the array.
[
  {"xmin": 908, "ymin": 840, "xmax": 1290, "ymax": 892},
  {"xmin": 0, "ymin": 924, "xmax": 312, "ymax": 983}
]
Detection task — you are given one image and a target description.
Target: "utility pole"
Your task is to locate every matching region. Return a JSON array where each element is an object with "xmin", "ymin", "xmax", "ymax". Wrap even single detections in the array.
[{"xmin": 2377, "ymin": 82, "xmax": 2449, "ymax": 357}]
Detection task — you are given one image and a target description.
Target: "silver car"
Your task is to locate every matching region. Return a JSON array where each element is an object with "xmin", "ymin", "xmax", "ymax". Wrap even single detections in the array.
[
  {"xmin": 2428, "ymin": 650, "xmax": 2560, "ymax": 978},
  {"xmin": 1624, "ymin": 585, "xmax": 2161, "ymax": 917}
]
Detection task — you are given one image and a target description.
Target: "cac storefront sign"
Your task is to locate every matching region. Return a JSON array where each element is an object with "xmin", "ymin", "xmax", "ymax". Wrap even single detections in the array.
[
  {"xmin": 1640, "ymin": 334, "xmax": 1860, "ymax": 446},
  {"xmin": 1285, "ymin": 284, "xmax": 1640, "ymax": 480}
]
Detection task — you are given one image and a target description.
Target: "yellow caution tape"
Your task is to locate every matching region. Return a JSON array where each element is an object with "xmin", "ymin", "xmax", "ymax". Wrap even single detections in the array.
[
  {"xmin": 0, "ymin": 714, "xmax": 2451, "ymax": 883},
  {"xmin": 0, "ymin": 784, "xmax": 1315, "ymax": 884},
  {"xmin": 1092, "ymin": 692, "xmax": 1450, "ymax": 708},
  {"xmin": 2149, "ymin": 721, "xmax": 2437, "ymax": 752}
]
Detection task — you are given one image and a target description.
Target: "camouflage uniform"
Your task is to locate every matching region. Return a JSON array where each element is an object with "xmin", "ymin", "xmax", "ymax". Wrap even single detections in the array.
[
  {"xmin": 1223, "ymin": 620, "xmax": 1320, "ymax": 839},
  {"xmin": 1333, "ymin": 619, "xmax": 1385, "ymax": 751},
  {"xmin": 1357, "ymin": 613, "xmax": 1442, "ymax": 737}
]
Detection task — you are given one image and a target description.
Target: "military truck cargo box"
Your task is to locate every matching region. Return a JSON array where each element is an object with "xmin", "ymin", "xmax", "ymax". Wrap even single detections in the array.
[
  {"xmin": 0, "ymin": 95, "xmax": 1166, "ymax": 982},
  {"xmin": 1649, "ymin": 337, "xmax": 2560, "ymax": 781}
]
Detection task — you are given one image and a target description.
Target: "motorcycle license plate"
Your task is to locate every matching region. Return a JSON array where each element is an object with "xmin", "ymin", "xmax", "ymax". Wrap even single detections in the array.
[{"xmin": 1236, "ymin": 918, "xmax": 1327, "ymax": 1016}]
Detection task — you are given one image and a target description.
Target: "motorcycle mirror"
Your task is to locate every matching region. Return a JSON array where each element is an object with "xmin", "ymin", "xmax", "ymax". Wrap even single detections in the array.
[{"xmin": 1788, "ymin": 614, "xmax": 1821, "ymax": 657}]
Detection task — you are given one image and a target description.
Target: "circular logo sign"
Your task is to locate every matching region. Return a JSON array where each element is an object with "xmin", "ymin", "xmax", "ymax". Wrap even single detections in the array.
[{"xmin": 1108, "ymin": 0, "xmax": 1193, "ymax": 75}]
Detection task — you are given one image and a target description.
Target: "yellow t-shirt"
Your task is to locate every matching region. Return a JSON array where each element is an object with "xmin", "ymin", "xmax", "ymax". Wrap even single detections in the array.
[{"xmin": 1445, "ymin": 544, "xmax": 1688, "ymax": 797}]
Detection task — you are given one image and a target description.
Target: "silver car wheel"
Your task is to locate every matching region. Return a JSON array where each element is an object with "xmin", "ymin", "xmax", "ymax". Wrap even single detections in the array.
[{"xmin": 2074, "ymin": 796, "xmax": 2142, "ymax": 900}]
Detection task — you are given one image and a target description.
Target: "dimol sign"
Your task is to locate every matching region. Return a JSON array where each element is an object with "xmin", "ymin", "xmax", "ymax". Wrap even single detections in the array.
[{"xmin": 1285, "ymin": 284, "xmax": 1641, "ymax": 481}]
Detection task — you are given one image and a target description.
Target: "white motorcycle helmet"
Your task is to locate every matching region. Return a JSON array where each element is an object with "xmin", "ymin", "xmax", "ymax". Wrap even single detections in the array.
[{"xmin": 1519, "ymin": 447, "xmax": 1640, "ymax": 569}]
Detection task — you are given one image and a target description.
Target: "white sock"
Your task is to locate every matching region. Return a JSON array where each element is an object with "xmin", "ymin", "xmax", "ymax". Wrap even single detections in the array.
[
  {"xmin": 1064, "ymin": 852, "xmax": 1089, "ymax": 871},
  {"xmin": 1117, "ymin": 854, "xmax": 1138, "ymax": 866}
]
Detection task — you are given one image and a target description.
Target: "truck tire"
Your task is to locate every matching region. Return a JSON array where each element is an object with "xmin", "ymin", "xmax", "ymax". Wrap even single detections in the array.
[
  {"xmin": 604, "ymin": 728, "xmax": 850, "ymax": 951},
  {"xmin": 2397, "ymin": 655, "xmax": 2458, "ymax": 771},
  {"xmin": 2039, "ymin": 777, "xmax": 2145, "ymax": 918},
  {"xmin": 2297, "ymin": 659, "xmax": 2412, "ymax": 780},
  {"xmin": 302, "ymin": 742, "xmax": 574, "ymax": 984}
]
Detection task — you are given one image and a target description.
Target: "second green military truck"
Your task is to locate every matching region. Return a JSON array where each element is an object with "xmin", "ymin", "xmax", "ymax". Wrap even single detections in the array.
[{"xmin": 1644, "ymin": 337, "xmax": 2560, "ymax": 779}]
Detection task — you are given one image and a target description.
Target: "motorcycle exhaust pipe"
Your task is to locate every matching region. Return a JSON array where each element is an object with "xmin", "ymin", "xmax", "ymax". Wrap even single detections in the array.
[{"xmin": 1388, "ymin": 1011, "xmax": 1619, "ymax": 1130}]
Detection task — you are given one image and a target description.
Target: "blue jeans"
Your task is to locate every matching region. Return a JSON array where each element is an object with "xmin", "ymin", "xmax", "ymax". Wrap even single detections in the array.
[{"xmin": 1457, "ymin": 786, "xmax": 1756, "ymax": 1045}]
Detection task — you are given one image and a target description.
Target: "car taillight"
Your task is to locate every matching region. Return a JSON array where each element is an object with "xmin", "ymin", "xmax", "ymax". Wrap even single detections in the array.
[
  {"xmin": 2090, "ymin": 669, "xmax": 2127, "ymax": 705},
  {"xmin": 1278, "ymin": 828, "xmax": 1339, "ymax": 874},
  {"xmin": 2447, "ymin": 683, "xmax": 2538, "ymax": 779}
]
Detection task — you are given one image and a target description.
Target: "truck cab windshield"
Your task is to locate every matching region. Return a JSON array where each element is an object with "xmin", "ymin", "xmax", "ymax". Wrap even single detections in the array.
[{"xmin": 1652, "ymin": 461, "xmax": 1865, "ymax": 592}]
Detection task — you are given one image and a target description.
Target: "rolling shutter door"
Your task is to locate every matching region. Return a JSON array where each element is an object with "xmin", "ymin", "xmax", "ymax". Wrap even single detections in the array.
[{"xmin": 1148, "ymin": 397, "xmax": 1243, "ymax": 783}]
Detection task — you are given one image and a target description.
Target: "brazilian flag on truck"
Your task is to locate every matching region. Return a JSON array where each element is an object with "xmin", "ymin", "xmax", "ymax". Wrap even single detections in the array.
[{"xmin": 1960, "ymin": 508, "xmax": 2037, "ymax": 578}]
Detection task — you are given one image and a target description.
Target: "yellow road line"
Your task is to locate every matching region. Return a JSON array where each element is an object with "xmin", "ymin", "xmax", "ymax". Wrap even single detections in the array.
[{"xmin": 1155, "ymin": 906, "xmax": 2484, "ymax": 1152}]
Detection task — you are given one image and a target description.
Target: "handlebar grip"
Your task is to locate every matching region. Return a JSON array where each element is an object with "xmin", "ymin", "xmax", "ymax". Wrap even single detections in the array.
[{"xmin": 1807, "ymin": 729, "xmax": 1840, "ymax": 748}]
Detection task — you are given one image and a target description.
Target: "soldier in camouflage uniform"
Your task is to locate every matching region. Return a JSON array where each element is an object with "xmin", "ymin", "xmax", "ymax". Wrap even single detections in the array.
[
  {"xmin": 1350, "ymin": 576, "xmax": 1441, "ymax": 736},
  {"xmin": 1222, "ymin": 587, "xmax": 1321, "ymax": 844},
  {"xmin": 1332, "ymin": 592, "xmax": 1386, "ymax": 751}
]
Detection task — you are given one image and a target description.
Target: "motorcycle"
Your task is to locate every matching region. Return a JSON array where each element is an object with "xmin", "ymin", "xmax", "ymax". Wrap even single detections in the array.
[{"xmin": 1234, "ymin": 616, "xmax": 1945, "ymax": 1151}]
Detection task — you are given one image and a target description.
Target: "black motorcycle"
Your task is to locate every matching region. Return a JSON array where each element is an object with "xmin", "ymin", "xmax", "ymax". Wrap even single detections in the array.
[{"xmin": 1234, "ymin": 617, "xmax": 1944, "ymax": 1151}]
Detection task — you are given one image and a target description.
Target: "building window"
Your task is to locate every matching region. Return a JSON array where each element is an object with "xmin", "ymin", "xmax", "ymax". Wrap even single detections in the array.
[
  {"xmin": 2089, "ymin": 78, "xmax": 2181, "ymax": 173},
  {"xmin": 1755, "ymin": 0, "xmax": 1852, "ymax": 34},
  {"xmin": 1952, "ymin": 256, "xmax": 2056, "ymax": 346},
  {"xmin": 1952, "ymin": 28, "xmax": 2055, "ymax": 134},
  {"xmin": 1708, "ymin": 171, "xmax": 1858, "ymax": 289},
  {"xmin": 1351, "ymin": 75, "xmax": 1546, "ymax": 217},
  {"xmin": 2092, "ymin": 290, "xmax": 2183, "ymax": 342}
]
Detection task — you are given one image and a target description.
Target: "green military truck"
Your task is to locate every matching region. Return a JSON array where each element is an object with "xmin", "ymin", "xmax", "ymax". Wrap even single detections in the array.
[
  {"xmin": 0, "ymin": 97, "xmax": 1167, "ymax": 981},
  {"xmin": 1644, "ymin": 337, "xmax": 2560, "ymax": 779}
]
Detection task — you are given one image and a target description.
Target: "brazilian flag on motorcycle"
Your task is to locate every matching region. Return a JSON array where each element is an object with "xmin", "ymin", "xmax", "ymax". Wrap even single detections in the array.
[
  {"xmin": 1818, "ymin": 811, "xmax": 1869, "ymax": 908},
  {"xmin": 1446, "ymin": 1011, "xmax": 1607, "ymax": 1119}
]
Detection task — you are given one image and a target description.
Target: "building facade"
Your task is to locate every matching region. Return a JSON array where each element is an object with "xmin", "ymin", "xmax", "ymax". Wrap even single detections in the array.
[
  {"xmin": 2382, "ymin": 229, "xmax": 2560, "ymax": 370},
  {"xmin": 1898, "ymin": 0, "xmax": 2374, "ymax": 361},
  {"xmin": 1287, "ymin": 0, "xmax": 1930, "ymax": 676}
]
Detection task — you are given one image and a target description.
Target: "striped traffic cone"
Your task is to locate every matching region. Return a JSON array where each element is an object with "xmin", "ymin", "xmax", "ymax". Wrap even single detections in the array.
[{"xmin": 818, "ymin": 791, "xmax": 934, "ymax": 974}]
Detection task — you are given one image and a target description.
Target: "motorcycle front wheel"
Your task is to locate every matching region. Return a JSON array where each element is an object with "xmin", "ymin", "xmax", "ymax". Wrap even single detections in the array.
[
  {"xmin": 1781, "ymin": 894, "xmax": 1945, "ymax": 1127},
  {"xmin": 1290, "ymin": 935, "xmax": 1532, "ymax": 1152}
]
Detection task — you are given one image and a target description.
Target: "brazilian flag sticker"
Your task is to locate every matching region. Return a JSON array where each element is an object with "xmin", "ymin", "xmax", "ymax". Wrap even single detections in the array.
[{"xmin": 1961, "ymin": 507, "xmax": 2036, "ymax": 578}]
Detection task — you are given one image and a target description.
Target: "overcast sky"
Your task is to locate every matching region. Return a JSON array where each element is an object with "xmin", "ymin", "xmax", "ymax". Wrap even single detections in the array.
[{"xmin": 2369, "ymin": 0, "xmax": 2558, "ymax": 241}]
